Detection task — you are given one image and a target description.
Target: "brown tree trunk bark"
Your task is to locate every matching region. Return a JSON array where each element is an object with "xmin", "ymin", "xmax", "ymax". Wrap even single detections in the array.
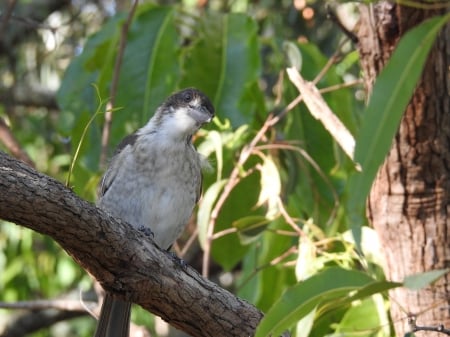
[{"xmin": 357, "ymin": 2, "xmax": 450, "ymax": 336}]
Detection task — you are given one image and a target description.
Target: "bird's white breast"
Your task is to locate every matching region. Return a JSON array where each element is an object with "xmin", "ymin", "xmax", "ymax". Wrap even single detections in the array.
[{"xmin": 98, "ymin": 131, "xmax": 202, "ymax": 250}]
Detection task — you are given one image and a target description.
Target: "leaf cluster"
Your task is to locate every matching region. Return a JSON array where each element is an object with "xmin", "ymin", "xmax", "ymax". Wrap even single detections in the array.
[{"xmin": 1, "ymin": 1, "xmax": 449, "ymax": 336}]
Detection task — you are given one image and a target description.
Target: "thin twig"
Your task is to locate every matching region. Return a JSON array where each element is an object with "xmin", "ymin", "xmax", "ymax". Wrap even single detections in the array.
[
  {"xmin": 179, "ymin": 226, "xmax": 199, "ymax": 257},
  {"xmin": 66, "ymin": 89, "xmax": 104, "ymax": 187},
  {"xmin": 277, "ymin": 93, "xmax": 304, "ymax": 120},
  {"xmin": 202, "ymin": 114, "xmax": 280, "ymax": 277},
  {"xmin": 0, "ymin": 299, "xmax": 95, "ymax": 311},
  {"xmin": 211, "ymin": 227, "xmax": 237, "ymax": 240},
  {"xmin": 319, "ymin": 79, "xmax": 363, "ymax": 94},
  {"xmin": 270, "ymin": 228, "xmax": 299, "ymax": 237},
  {"xmin": 277, "ymin": 197, "xmax": 304, "ymax": 237},
  {"xmin": 0, "ymin": 117, "xmax": 35, "ymax": 167},
  {"xmin": 313, "ymin": 50, "xmax": 342, "ymax": 85},
  {"xmin": 409, "ymin": 314, "xmax": 450, "ymax": 336},
  {"xmin": 99, "ymin": 0, "xmax": 139, "ymax": 168}
]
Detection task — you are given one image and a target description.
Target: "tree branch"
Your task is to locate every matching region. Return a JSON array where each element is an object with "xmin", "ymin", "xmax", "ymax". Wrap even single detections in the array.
[
  {"xmin": 1, "ymin": 309, "xmax": 86, "ymax": 337},
  {"xmin": 0, "ymin": 151, "xmax": 263, "ymax": 337},
  {"xmin": 0, "ymin": 289, "xmax": 151, "ymax": 337},
  {"xmin": 0, "ymin": 84, "xmax": 58, "ymax": 110},
  {"xmin": 0, "ymin": 117, "xmax": 35, "ymax": 167}
]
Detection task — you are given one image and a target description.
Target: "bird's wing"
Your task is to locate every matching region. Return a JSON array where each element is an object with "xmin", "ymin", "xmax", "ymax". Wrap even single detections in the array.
[{"xmin": 99, "ymin": 133, "xmax": 138, "ymax": 197}]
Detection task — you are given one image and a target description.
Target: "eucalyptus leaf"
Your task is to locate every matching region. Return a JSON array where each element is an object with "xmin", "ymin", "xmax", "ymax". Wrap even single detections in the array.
[
  {"xmin": 180, "ymin": 12, "xmax": 260, "ymax": 126},
  {"xmin": 197, "ymin": 179, "xmax": 227, "ymax": 249},
  {"xmin": 115, "ymin": 5, "xmax": 180, "ymax": 129},
  {"xmin": 255, "ymin": 267, "xmax": 375, "ymax": 337},
  {"xmin": 232, "ymin": 215, "xmax": 271, "ymax": 245},
  {"xmin": 403, "ymin": 269, "xmax": 449, "ymax": 290}
]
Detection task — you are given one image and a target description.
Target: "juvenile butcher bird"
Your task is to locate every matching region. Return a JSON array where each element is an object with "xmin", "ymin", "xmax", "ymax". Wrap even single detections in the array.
[{"xmin": 94, "ymin": 88, "xmax": 215, "ymax": 337}]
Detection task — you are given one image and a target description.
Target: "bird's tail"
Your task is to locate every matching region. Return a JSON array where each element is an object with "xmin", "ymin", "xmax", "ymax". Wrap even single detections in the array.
[{"xmin": 94, "ymin": 292, "xmax": 131, "ymax": 337}]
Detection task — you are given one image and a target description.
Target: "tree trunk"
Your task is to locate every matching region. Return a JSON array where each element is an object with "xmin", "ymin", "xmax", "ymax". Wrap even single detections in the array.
[{"xmin": 357, "ymin": 2, "xmax": 450, "ymax": 336}]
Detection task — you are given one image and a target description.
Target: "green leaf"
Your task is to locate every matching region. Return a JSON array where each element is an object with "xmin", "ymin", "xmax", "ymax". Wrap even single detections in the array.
[
  {"xmin": 403, "ymin": 269, "xmax": 449, "ymax": 290},
  {"xmin": 335, "ymin": 296, "xmax": 388, "ymax": 336},
  {"xmin": 350, "ymin": 280, "xmax": 400, "ymax": 301},
  {"xmin": 319, "ymin": 279, "xmax": 400, "ymax": 318},
  {"xmin": 58, "ymin": 5, "xmax": 179, "ymax": 134},
  {"xmin": 57, "ymin": 14, "xmax": 125, "ymax": 121},
  {"xmin": 232, "ymin": 215, "xmax": 271, "ymax": 244},
  {"xmin": 347, "ymin": 13, "xmax": 450, "ymax": 227},
  {"xmin": 255, "ymin": 267, "xmax": 375, "ymax": 337},
  {"xmin": 115, "ymin": 5, "xmax": 180, "ymax": 129},
  {"xmin": 180, "ymin": 12, "xmax": 260, "ymax": 127}
]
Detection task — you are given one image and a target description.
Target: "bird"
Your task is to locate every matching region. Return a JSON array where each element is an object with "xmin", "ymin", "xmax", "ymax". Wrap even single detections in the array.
[{"xmin": 94, "ymin": 88, "xmax": 215, "ymax": 337}]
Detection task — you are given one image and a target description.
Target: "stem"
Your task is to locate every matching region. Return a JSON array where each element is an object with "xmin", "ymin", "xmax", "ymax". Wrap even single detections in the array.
[{"xmin": 99, "ymin": 0, "xmax": 139, "ymax": 168}]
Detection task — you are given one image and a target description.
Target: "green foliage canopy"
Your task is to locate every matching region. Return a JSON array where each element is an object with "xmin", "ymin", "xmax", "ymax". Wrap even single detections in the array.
[{"xmin": 2, "ymin": 2, "xmax": 449, "ymax": 336}]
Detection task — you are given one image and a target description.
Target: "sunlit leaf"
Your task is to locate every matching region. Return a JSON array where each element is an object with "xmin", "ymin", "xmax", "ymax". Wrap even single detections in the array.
[
  {"xmin": 197, "ymin": 179, "xmax": 227, "ymax": 249},
  {"xmin": 256, "ymin": 154, "xmax": 281, "ymax": 219},
  {"xmin": 342, "ymin": 226, "xmax": 384, "ymax": 267},
  {"xmin": 295, "ymin": 306, "xmax": 316, "ymax": 337},
  {"xmin": 197, "ymin": 130, "xmax": 224, "ymax": 180},
  {"xmin": 295, "ymin": 228, "xmax": 319, "ymax": 281},
  {"xmin": 334, "ymin": 296, "xmax": 387, "ymax": 337}
]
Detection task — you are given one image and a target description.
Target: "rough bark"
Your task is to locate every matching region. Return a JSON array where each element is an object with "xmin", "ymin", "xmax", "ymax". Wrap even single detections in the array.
[
  {"xmin": 0, "ymin": 150, "xmax": 263, "ymax": 337},
  {"xmin": 357, "ymin": 2, "xmax": 450, "ymax": 336}
]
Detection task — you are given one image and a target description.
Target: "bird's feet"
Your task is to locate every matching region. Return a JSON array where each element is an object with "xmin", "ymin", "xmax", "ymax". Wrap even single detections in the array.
[
  {"xmin": 138, "ymin": 226, "xmax": 154, "ymax": 238},
  {"xmin": 167, "ymin": 251, "xmax": 188, "ymax": 269}
]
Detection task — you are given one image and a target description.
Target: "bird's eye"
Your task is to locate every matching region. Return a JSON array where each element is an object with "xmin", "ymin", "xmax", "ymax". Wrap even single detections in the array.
[{"xmin": 183, "ymin": 92, "xmax": 192, "ymax": 102}]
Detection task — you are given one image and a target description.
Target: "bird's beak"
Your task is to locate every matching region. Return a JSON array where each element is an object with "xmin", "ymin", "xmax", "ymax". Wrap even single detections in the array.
[
  {"xmin": 202, "ymin": 105, "xmax": 215, "ymax": 123},
  {"xmin": 190, "ymin": 105, "xmax": 214, "ymax": 125}
]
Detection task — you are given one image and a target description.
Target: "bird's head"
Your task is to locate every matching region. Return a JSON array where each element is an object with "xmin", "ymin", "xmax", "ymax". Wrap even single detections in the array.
[{"xmin": 152, "ymin": 88, "xmax": 215, "ymax": 140}]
